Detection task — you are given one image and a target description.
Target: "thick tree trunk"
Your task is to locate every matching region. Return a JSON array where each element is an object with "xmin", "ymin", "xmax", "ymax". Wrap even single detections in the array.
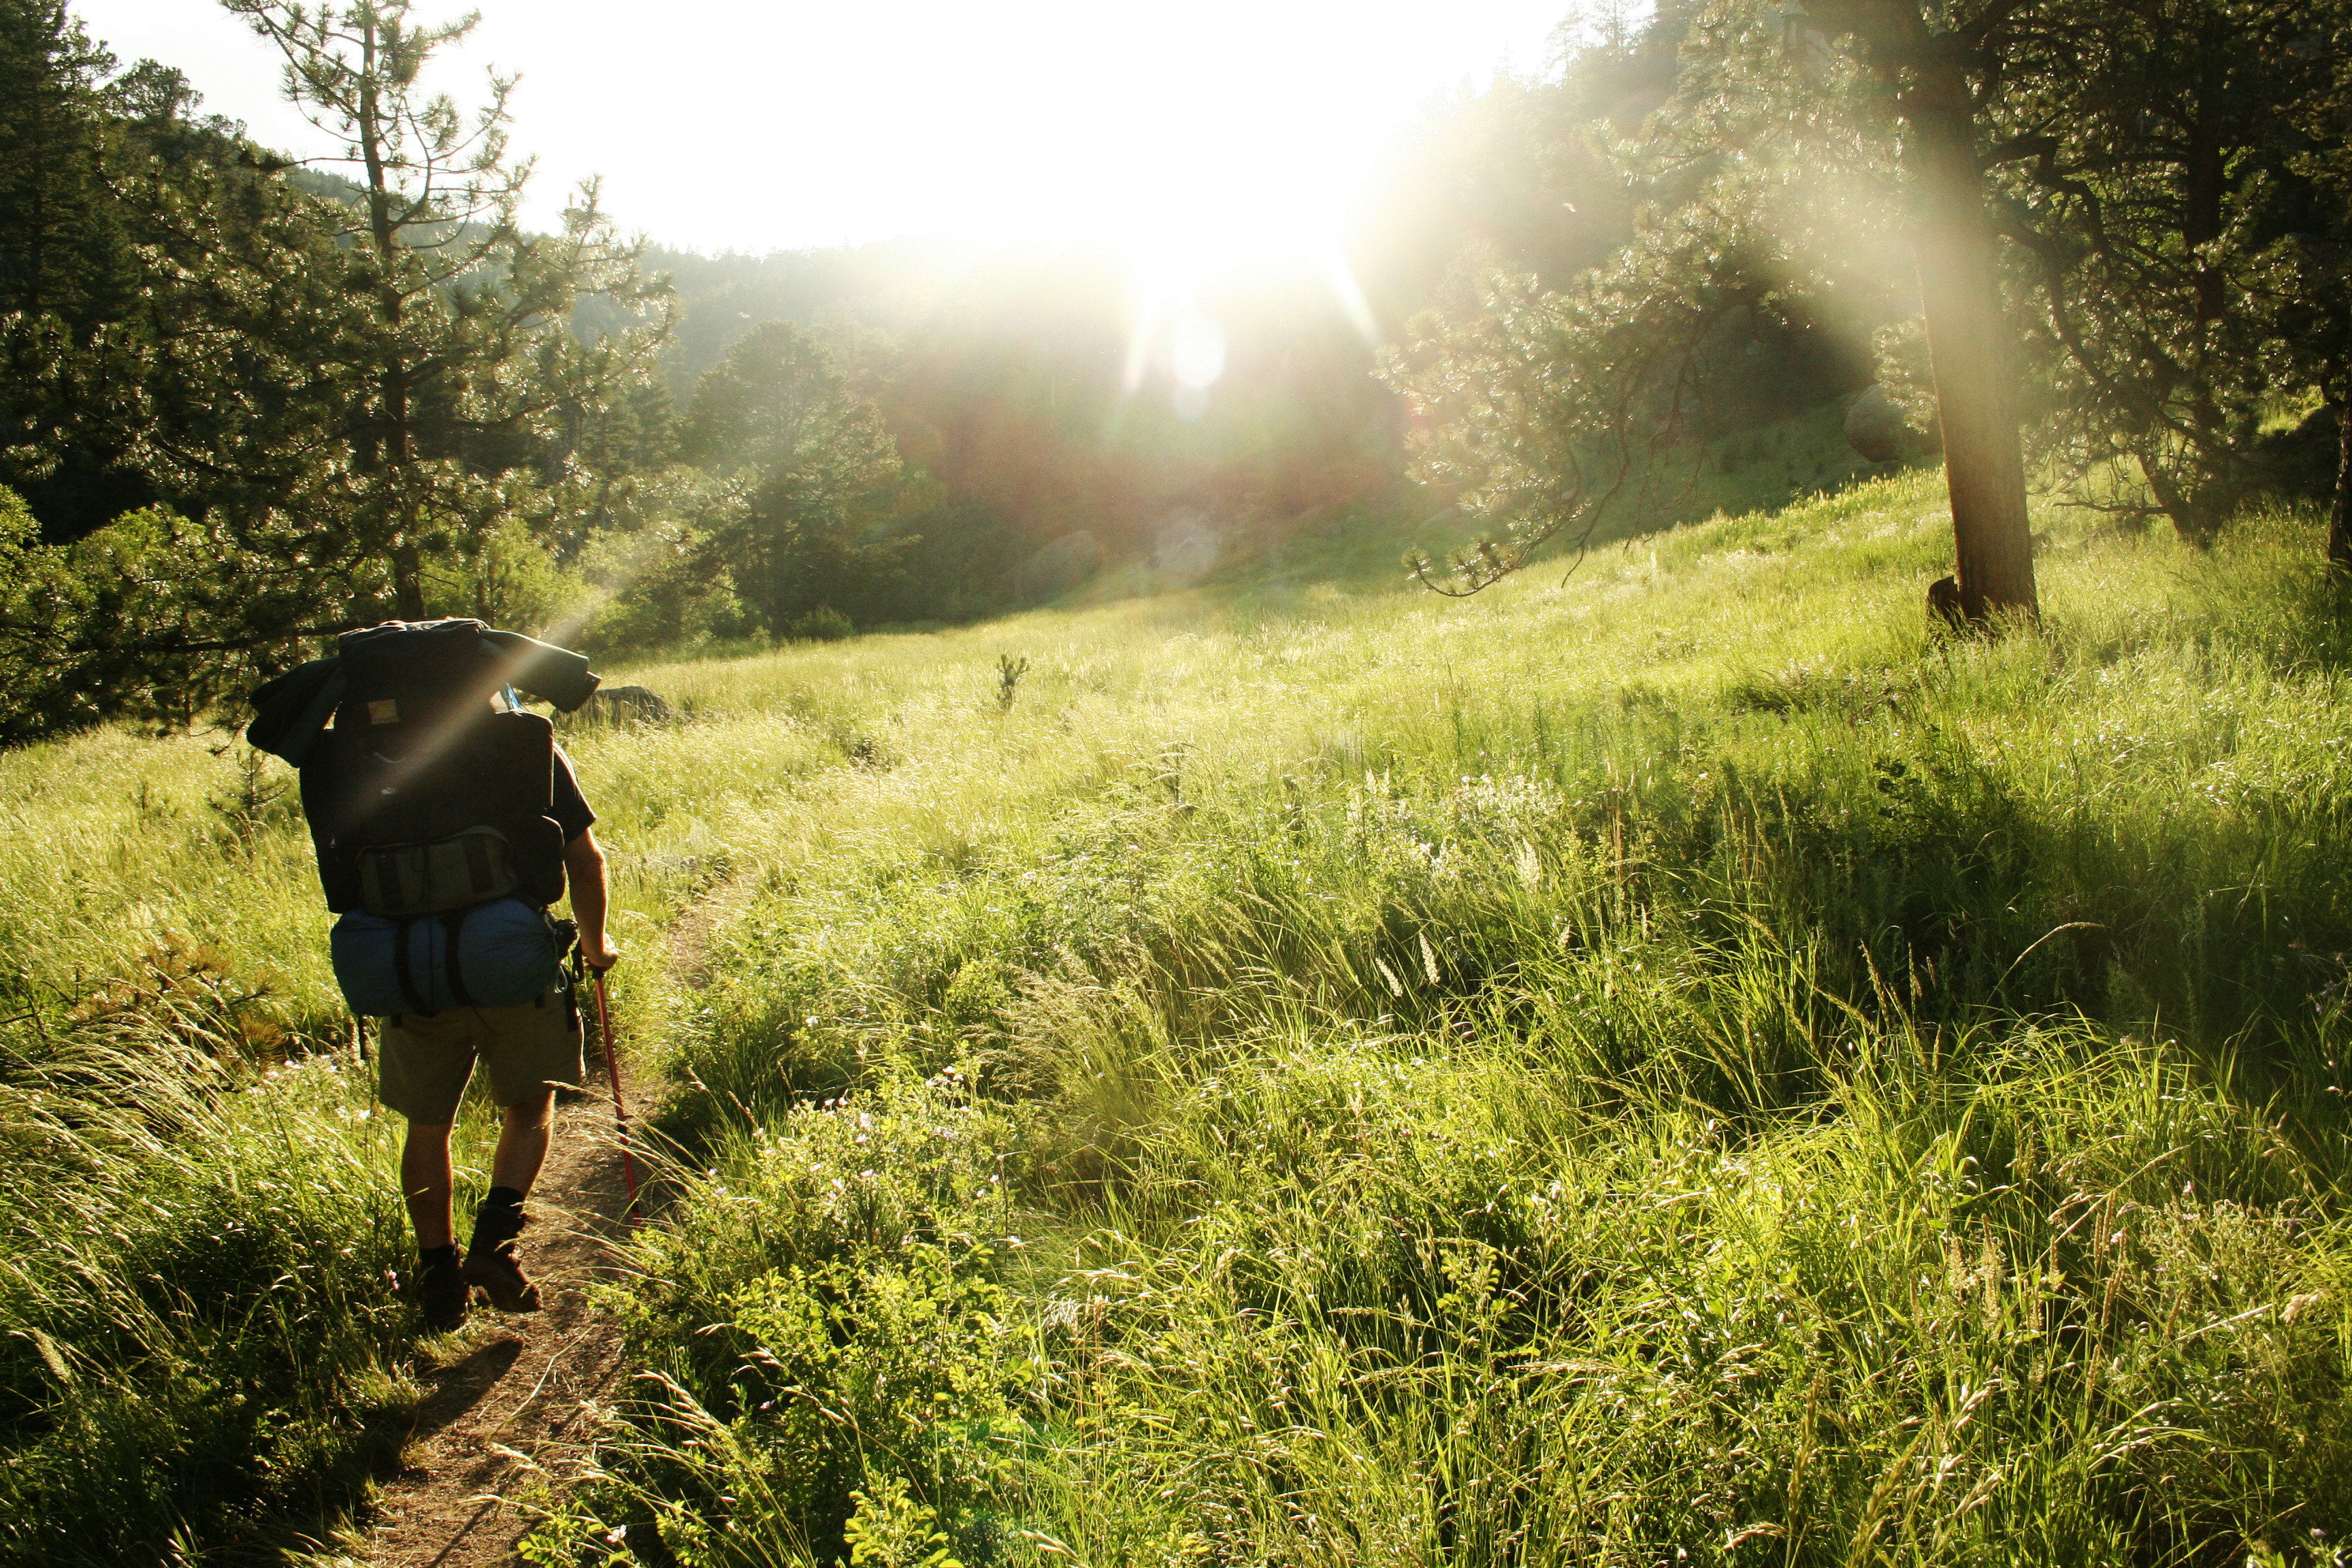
[
  {"xmin": 1902, "ymin": 56, "xmax": 2038, "ymax": 621},
  {"xmin": 2330, "ymin": 394, "xmax": 2351, "ymax": 572}
]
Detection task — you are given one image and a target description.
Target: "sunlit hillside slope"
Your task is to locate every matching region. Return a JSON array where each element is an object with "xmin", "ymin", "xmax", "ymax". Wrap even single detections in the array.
[
  {"xmin": 561, "ymin": 473, "xmax": 2352, "ymax": 1565},
  {"xmin": 4, "ymin": 470, "xmax": 2351, "ymax": 1563}
]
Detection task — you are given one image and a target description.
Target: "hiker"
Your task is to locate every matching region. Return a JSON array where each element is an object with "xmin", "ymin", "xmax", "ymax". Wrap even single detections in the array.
[
  {"xmin": 248, "ymin": 618, "xmax": 615, "ymax": 1330},
  {"xmin": 381, "ymin": 744, "xmax": 617, "ymax": 1328}
]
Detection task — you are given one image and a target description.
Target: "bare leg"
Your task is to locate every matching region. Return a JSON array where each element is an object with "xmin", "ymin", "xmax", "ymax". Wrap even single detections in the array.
[
  {"xmin": 491, "ymin": 1090, "xmax": 555, "ymax": 1197},
  {"xmin": 401, "ymin": 1122, "xmax": 456, "ymax": 1250}
]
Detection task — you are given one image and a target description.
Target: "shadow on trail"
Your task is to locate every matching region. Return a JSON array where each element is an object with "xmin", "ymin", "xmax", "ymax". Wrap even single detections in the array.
[{"xmin": 404, "ymin": 1338, "xmax": 524, "ymax": 1447}]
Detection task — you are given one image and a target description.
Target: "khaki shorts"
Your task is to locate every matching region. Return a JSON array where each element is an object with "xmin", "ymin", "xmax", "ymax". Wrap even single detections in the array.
[{"xmin": 376, "ymin": 985, "xmax": 584, "ymax": 1125}]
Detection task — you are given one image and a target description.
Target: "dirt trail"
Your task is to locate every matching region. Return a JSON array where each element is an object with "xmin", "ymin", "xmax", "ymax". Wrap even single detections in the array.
[
  {"xmin": 360, "ymin": 1064, "xmax": 648, "ymax": 1568},
  {"xmin": 361, "ymin": 864, "xmax": 761, "ymax": 1565}
]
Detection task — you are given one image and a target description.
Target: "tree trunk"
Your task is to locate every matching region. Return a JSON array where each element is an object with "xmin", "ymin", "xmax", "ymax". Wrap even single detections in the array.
[
  {"xmin": 354, "ymin": 8, "xmax": 425, "ymax": 621},
  {"xmin": 393, "ymin": 538, "xmax": 425, "ymax": 621},
  {"xmin": 2330, "ymin": 394, "xmax": 2351, "ymax": 572},
  {"xmin": 1901, "ymin": 55, "xmax": 2038, "ymax": 621},
  {"xmin": 2138, "ymin": 448, "xmax": 2220, "ymax": 546}
]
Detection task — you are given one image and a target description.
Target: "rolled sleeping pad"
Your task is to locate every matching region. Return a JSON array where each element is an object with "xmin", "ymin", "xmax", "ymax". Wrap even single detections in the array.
[
  {"xmin": 480, "ymin": 628, "xmax": 601, "ymax": 713},
  {"xmin": 331, "ymin": 896, "xmax": 570, "ymax": 1017}
]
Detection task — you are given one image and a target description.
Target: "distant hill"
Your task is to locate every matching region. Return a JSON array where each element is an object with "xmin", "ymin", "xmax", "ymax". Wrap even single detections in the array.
[{"xmin": 647, "ymin": 236, "xmax": 968, "ymax": 391}]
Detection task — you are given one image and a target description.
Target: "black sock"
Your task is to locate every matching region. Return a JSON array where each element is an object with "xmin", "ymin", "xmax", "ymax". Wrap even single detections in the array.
[
  {"xmin": 471, "ymin": 1186, "xmax": 528, "ymax": 1254},
  {"xmin": 420, "ymin": 1243, "xmax": 457, "ymax": 1268}
]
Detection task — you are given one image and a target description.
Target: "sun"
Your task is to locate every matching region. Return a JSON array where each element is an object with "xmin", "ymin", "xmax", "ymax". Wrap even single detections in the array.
[
  {"xmin": 1092, "ymin": 176, "xmax": 1381, "ymax": 410},
  {"xmin": 1100, "ymin": 184, "xmax": 1333, "ymax": 297}
]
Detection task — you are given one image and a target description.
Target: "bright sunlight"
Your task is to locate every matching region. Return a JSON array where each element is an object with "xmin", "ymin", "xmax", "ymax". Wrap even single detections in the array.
[{"xmin": 68, "ymin": 0, "xmax": 1573, "ymax": 264}]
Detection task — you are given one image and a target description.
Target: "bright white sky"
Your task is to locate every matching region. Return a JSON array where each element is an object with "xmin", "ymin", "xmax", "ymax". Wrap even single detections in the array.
[{"xmin": 69, "ymin": 0, "xmax": 1571, "ymax": 268}]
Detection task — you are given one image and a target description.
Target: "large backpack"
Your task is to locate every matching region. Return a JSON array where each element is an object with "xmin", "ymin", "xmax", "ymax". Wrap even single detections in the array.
[
  {"xmin": 249, "ymin": 619, "xmax": 603, "ymax": 1019},
  {"xmin": 248, "ymin": 619, "xmax": 602, "ymax": 916}
]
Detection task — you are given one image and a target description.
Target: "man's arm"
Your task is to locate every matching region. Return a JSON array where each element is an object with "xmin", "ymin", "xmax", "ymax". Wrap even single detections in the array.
[{"xmin": 565, "ymin": 827, "xmax": 619, "ymax": 969}]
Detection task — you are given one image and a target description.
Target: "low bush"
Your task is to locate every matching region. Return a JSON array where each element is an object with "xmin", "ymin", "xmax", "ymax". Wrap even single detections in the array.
[{"xmin": 787, "ymin": 607, "xmax": 857, "ymax": 644}]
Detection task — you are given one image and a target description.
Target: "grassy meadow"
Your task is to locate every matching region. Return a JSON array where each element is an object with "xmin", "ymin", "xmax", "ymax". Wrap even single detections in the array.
[{"xmin": 7, "ymin": 465, "xmax": 2352, "ymax": 1563}]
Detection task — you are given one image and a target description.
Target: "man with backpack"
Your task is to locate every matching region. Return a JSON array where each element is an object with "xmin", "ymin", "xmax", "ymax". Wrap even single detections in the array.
[
  {"xmin": 380, "ymin": 745, "xmax": 617, "ymax": 1327},
  {"xmin": 249, "ymin": 618, "xmax": 619, "ymax": 1330}
]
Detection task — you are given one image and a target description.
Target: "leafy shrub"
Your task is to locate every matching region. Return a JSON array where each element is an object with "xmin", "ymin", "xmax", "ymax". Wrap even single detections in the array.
[
  {"xmin": 787, "ymin": 605, "xmax": 856, "ymax": 642},
  {"xmin": 0, "ymin": 493, "xmax": 294, "ymax": 741},
  {"xmin": 574, "ymin": 519, "xmax": 753, "ymax": 662},
  {"xmin": 421, "ymin": 515, "xmax": 575, "ymax": 636}
]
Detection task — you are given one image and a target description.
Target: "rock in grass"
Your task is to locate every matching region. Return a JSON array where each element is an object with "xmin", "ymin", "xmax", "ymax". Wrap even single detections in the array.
[
  {"xmin": 579, "ymin": 685, "xmax": 672, "ymax": 725},
  {"xmin": 1844, "ymin": 385, "xmax": 1910, "ymax": 463}
]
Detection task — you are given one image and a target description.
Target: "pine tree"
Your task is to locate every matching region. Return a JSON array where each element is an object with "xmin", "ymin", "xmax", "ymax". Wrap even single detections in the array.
[
  {"xmin": 0, "ymin": 0, "xmax": 124, "ymax": 326},
  {"xmin": 0, "ymin": 0, "xmax": 154, "ymax": 538},
  {"xmin": 221, "ymin": 0, "xmax": 674, "ymax": 617},
  {"xmin": 1964, "ymin": 0, "xmax": 2349, "ymax": 544},
  {"xmin": 1695, "ymin": 0, "xmax": 2038, "ymax": 617}
]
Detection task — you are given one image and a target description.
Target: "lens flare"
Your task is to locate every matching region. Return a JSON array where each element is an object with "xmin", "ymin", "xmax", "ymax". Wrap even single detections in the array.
[
  {"xmin": 1107, "ymin": 186, "xmax": 1382, "ymax": 417},
  {"xmin": 1171, "ymin": 310, "xmax": 1227, "ymax": 389}
]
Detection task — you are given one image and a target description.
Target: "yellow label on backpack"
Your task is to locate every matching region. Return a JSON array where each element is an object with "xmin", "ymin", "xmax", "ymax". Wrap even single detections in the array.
[{"xmin": 368, "ymin": 698, "xmax": 399, "ymax": 725}]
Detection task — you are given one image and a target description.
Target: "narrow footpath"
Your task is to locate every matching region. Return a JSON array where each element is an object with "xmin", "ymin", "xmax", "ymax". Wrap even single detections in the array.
[{"xmin": 359, "ymin": 1066, "xmax": 647, "ymax": 1568}]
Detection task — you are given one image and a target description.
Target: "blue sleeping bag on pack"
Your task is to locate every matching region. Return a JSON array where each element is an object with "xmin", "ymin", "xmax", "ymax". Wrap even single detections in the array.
[{"xmin": 330, "ymin": 897, "xmax": 569, "ymax": 1016}]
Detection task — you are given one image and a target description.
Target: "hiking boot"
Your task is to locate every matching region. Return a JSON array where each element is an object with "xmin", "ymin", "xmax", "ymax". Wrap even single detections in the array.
[
  {"xmin": 415, "ymin": 1245, "xmax": 470, "ymax": 1332},
  {"xmin": 461, "ymin": 1242, "xmax": 541, "ymax": 1312},
  {"xmin": 462, "ymin": 1192, "xmax": 542, "ymax": 1313}
]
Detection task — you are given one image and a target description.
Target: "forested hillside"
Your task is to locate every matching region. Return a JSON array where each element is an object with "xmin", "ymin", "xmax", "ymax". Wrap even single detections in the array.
[{"xmin": 18, "ymin": 0, "xmax": 2340, "ymax": 748}]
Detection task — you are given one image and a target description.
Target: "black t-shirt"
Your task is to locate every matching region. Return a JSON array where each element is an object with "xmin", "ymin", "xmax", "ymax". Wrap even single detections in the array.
[{"xmin": 551, "ymin": 746, "xmax": 597, "ymax": 843}]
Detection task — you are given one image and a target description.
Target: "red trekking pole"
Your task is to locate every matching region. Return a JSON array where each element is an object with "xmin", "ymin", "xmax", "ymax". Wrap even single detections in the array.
[{"xmin": 588, "ymin": 964, "xmax": 642, "ymax": 1223}]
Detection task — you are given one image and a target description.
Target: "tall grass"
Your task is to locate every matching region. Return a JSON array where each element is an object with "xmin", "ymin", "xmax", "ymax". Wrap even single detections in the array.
[
  {"xmin": 0, "ymin": 960, "xmax": 420, "ymax": 1562},
  {"xmin": 524, "ymin": 480, "xmax": 2352, "ymax": 1565},
  {"xmin": 9, "ymin": 466, "xmax": 2352, "ymax": 1563},
  {"xmin": 0, "ymin": 696, "xmax": 691, "ymax": 1560}
]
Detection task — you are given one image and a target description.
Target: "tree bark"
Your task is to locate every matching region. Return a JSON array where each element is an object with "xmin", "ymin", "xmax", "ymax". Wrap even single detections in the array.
[
  {"xmin": 393, "ymin": 538, "xmax": 425, "ymax": 621},
  {"xmin": 1901, "ymin": 54, "xmax": 2038, "ymax": 620},
  {"xmin": 2330, "ymin": 393, "xmax": 2351, "ymax": 572},
  {"xmin": 357, "ymin": 7, "xmax": 423, "ymax": 621},
  {"xmin": 2138, "ymin": 449, "xmax": 2216, "ymax": 546}
]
